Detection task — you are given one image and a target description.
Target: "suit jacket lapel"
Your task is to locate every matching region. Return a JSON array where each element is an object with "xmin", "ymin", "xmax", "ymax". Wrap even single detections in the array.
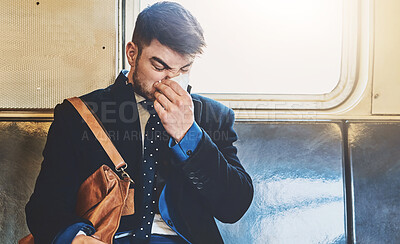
[{"xmin": 193, "ymin": 97, "xmax": 202, "ymax": 125}]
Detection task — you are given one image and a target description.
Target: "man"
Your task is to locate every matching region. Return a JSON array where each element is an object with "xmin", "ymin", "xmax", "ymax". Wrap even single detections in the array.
[{"xmin": 25, "ymin": 2, "xmax": 253, "ymax": 243}]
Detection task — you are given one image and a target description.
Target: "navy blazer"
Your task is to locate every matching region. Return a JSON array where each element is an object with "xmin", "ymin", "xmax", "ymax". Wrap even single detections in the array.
[{"xmin": 25, "ymin": 72, "xmax": 254, "ymax": 244}]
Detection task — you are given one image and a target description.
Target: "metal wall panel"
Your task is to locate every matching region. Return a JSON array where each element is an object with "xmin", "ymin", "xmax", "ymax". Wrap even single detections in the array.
[
  {"xmin": 348, "ymin": 122, "xmax": 400, "ymax": 243},
  {"xmin": 217, "ymin": 122, "xmax": 346, "ymax": 244},
  {"xmin": 0, "ymin": 0, "xmax": 117, "ymax": 109},
  {"xmin": 372, "ymin": 0, "xmax": 400, "ymax": 114}
]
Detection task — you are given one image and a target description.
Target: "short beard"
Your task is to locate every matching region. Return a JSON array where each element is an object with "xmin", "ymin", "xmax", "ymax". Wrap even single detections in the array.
[{"xmin": 131, "ymin": 49, "xmax": 155, "ymax": 101}]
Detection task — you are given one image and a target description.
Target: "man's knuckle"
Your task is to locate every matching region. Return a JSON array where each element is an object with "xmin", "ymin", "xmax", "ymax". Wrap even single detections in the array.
[
  {"xmin": 173, "ymin": 83, "xmax": 180, "ymax": 91},
  {"xmin": 176, "ymin": 99, "xmax": 183, "ymax": 107},
  {"xmin": 170, "ymin": 105, "xmax": 178, "ymax": 113}
]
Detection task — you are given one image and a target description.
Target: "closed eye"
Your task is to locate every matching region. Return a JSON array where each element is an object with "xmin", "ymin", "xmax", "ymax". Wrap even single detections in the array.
[
  {"xmin": 153, "ymin": 65, "xmax": 165, "ymax": 71},
  {"xmin": 181, "ymin": 68, "xmax": 190, "ymax": 73}
]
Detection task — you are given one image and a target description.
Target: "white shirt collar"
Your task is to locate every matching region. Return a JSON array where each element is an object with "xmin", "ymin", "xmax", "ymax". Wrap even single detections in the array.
[{"xmin": 134, "ymin": 92, "xmax": 146, "ymax": 104}]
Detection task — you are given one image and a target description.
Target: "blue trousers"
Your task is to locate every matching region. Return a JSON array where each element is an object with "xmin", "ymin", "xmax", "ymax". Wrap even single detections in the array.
[{"xmin": 114, "ymin": 234, "xmax": 187, "ymax": 244}]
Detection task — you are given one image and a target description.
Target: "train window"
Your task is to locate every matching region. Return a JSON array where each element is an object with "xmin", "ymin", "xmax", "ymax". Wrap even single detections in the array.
[
  {"xmin": 0, "ymin": 0, "xmax": 361, "ymax": 116},
  {"xmin": 140, "ymin": 0, "xmax": 343, "ymax": 95},
  {"xmin": 130, "ymin": 0, "xmax": 359, "ymax": 112}
]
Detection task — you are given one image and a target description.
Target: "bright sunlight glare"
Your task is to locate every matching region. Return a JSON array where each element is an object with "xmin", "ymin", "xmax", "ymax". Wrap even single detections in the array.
[{"xmin": 140, "ymin": 0, "xmax": 343, "ymax": 94}]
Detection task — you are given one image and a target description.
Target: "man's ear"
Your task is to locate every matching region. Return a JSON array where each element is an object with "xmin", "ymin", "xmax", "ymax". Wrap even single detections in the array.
[{"xmin": 126, "ymin": 42, "xmax": 138, "ymax": 67}]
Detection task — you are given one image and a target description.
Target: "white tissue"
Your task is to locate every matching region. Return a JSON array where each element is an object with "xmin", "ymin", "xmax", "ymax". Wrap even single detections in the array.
[{"xmin": 170, "ymin": 73, "xmax": 190, "ymax": 91}]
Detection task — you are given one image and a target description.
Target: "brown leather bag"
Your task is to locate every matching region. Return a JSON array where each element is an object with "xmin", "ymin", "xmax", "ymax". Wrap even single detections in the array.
[{"xmin": 20, "ymin": 97, "xmax": 134, "ymax": 244}]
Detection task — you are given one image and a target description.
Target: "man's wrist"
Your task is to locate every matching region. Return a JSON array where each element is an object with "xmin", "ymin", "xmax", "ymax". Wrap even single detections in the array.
[
  {"xmin": 173, "ymin": 122, "xmax": 193, "ymax": 143},
  {"xmin": 169, "ymin": 121, "xmax": 203, "ymax": 162},
  {"xmin": 75, "ymin": 225, "xmax": 95, "ymax": 237},
  {"xmin": 75, "ymin": 230, "xmax": 87, "ymax": 237},
  {"xmin": 80, "ymin": 225, "xmax": 95, "ymax": 236},
  {"xmin": 53, "ymin": 223, "xmax": 95, "ymax": 244}
]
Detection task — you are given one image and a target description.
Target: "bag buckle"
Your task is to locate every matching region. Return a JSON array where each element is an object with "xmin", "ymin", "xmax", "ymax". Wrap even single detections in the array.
[{"xmin": 116, "ymin": 165, "xmax": 134, "ymax": 183}]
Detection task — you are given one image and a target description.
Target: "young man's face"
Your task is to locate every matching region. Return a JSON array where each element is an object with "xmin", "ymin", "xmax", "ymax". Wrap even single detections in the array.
[{"xmin": 126, "ymin": 39, "xmax": 194, "ymax": 101}]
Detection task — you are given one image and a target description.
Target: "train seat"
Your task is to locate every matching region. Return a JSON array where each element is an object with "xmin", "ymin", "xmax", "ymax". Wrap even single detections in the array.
[
  {"xmin": 216, "ymin": 122, "xmax": 346, "ymax": 243},
  {"xmin": 1, "ymin": 121, "xmax": 400, "ymax": 243},
  {"xmin": 347, "ymin": 122, "xmax": 400, "ymax": 243}
]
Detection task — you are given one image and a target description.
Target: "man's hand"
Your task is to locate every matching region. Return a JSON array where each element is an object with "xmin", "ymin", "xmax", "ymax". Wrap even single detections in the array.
[
  {"xmin": 153, "ymin": 79, "xmax": 194, "ymax": 142},
  {"xmin": 72, "ymin": 234, "xmax": 106, "ymax": 244}
]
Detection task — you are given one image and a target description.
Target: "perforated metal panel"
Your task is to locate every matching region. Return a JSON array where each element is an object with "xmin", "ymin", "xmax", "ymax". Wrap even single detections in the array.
[{"xmin": 0, "ymin": 0, "xmax": 117, "ymax": 109}]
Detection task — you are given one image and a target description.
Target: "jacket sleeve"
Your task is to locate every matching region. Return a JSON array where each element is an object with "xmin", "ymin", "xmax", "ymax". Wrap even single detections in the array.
[
  {"xmin": 53, "ymin": 223, "xmax": 95, "ymax": 244},
  {"xmin": 171, "ymin": 105, "xmax": 254, "ymax": 224},
  {"xmin": 25, "ymin": 102, "xmax": 94, "ymax": 244}
]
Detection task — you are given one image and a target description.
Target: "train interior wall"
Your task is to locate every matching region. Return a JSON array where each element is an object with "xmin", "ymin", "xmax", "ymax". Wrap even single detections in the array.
[
  {"xmin": 1, "ymin": 120, "xmax": 399, "ymax": 243},
  {"xmin": 2, "ymin": 1, "xmax": 400, "ymax": 243}
]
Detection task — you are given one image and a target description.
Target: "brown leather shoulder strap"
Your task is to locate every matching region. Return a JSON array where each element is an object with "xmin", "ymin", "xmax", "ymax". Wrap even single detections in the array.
[{"xmin": 67, "ymin": 97, "xmax": 126, "ymax": 170}]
